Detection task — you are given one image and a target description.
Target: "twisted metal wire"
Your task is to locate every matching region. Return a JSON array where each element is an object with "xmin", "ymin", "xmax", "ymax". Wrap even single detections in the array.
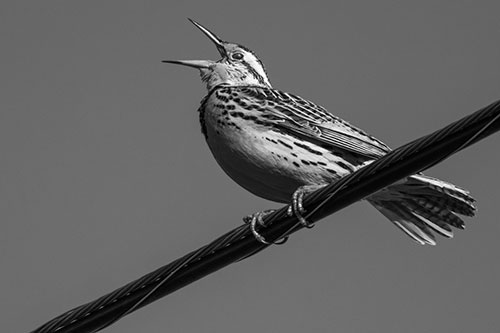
[{"xmin": 32, "ymin": 99, "xmax": 500, "ymax": 333}]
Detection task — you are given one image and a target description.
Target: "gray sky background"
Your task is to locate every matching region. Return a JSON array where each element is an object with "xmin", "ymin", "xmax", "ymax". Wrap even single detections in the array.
[{"xmin": 2, "ymin": 1, "xmax": 500, "ymax": 332}]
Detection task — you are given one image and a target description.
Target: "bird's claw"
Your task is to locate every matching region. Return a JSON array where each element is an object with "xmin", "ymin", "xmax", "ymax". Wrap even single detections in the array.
[
  {"xmin": 288, "ymin": 185, "xmax": 326, "ymax": 228},
  {"xmin": 244, "ymin": 184, "xmax": 326, "ymax": 243},
  {"xmin": 244, "ymin": 209, "xmax": 288, "ymax": 245}
]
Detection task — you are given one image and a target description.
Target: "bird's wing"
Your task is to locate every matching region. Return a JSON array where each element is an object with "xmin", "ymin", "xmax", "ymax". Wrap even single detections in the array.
[{"xmin": 237, "ymin": 86, "xmax": 391, "ymax": 159}]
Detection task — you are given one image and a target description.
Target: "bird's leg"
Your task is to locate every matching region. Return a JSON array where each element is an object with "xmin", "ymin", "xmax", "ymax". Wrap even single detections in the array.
[
  {"xmin": 288, "ymin": 184, "xmax": 327, "ymax": 228},
  {"xmin": 244, "ymin": 209, "xmax": 288, "ymax": 244},
  {"xmin": 243, "ymin": 184, "xmax": 326, "ymax": 243}
]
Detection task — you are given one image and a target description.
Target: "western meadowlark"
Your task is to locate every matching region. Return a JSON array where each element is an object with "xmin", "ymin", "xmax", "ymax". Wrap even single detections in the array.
[{"xmin": 163, "ymin": 19, "xmax": 476, "ymax": 245}]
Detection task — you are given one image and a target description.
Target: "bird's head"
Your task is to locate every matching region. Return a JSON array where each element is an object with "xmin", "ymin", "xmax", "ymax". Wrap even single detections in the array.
[{"xmin": 163, "ymin": 19, "xmax": 272, "ymax": 91}]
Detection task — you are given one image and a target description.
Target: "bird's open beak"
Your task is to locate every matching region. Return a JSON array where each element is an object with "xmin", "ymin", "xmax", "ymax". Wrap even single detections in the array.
[{"xmin": 162, "ymin": 18, "xmax": 226, "ymax": 68}]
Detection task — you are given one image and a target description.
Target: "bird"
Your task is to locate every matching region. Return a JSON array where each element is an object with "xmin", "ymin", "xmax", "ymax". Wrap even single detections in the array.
[{"xmin": 163, "ymin": 19, "xmax": 476, "ymax": 245}]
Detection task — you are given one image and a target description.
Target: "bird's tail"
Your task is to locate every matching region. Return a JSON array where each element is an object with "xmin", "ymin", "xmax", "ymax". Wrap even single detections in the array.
[{"xmin": 368, "ymin": 174, "xmax": 476, "ymax": 245}]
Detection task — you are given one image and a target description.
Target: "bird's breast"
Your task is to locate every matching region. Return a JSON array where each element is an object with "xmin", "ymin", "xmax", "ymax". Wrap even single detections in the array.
[
  {"xmin": 198, "ymin": 89, "xmax": 356, "ymax": 203},
  {"xmin": 200, "ymin": 93, "xmax": 295, "ymax": 202}
]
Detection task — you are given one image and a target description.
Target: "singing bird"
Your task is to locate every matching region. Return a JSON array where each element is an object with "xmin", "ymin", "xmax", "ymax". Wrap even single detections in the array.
[{"xmin": 163, "ymin": 19, "xmax": 476, "ymax": 245}]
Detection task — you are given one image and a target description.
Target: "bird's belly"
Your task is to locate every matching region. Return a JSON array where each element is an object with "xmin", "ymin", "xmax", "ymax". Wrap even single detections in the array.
[{"xmin": 204, "ymin": 119, "xmax": 355, "ymax": 203}]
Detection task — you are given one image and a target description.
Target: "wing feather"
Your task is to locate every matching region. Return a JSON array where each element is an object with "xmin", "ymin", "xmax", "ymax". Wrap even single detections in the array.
[{"xmin": 235, "ymin": 86, "xmax": 391, "ymax": 159}]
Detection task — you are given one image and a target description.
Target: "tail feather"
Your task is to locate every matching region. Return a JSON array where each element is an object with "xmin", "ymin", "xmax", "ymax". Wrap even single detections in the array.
[
  {"xmin": 400, "ymin": 200, "xmax": 455, "ymax": 237},
  {"xmin": 369, "ymin": 174, "xmax": 476, "ymax": 245},
  {"xmin": 412, "ymin": 194, "xmax": 475, "ymax": 218},
  {"xmin": 410, "ymin": 197, "xmax": 467, "ymax": 230},
  {"xmin": 372, "ymin": 201, "xmax": 436, "ymax": 245},
  {"xmin": 408, "ymin": 174, "xmax": 476, "ymax": 211}
]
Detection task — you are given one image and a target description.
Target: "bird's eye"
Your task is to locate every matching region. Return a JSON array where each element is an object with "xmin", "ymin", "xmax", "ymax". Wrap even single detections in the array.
[{"xmin": 231, "ymin": 52, "xmax": 244, "ymax": 60}]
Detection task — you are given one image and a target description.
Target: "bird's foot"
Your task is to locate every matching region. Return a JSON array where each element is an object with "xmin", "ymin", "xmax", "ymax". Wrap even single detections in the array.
[
  {"xmin": 243, "ymin": 209, "xmax": 288, "ymax": 245},
  {"xmin": 287, "ymin": 184, "xmax": 327, "ymax": 228}
]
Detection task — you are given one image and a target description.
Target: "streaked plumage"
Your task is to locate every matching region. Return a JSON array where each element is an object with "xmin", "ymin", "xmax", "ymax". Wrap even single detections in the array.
[{"xmin": 164, "ymin": 19, "xmax": 476, "ymax": 245}]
